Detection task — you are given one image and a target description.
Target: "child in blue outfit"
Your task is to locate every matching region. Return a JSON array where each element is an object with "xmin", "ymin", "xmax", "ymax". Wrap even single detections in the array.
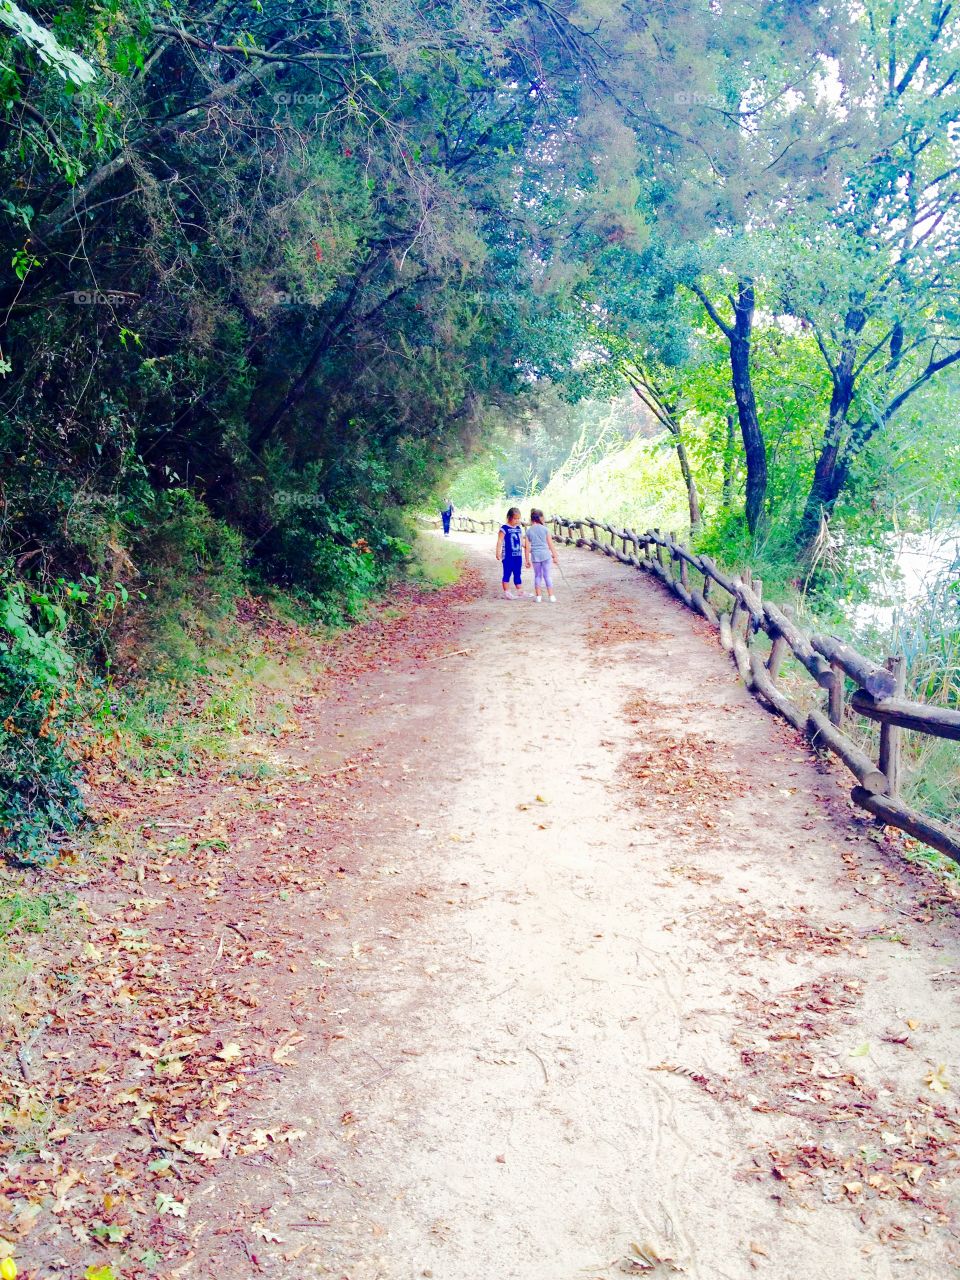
[{"xmin": 495, "ymin": 507, "xmax": 525, "ymax": 598}]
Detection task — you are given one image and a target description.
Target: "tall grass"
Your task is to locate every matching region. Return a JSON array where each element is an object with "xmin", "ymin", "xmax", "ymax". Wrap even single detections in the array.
[
  {"xmin": 536, "ymin": 433, "xmax": 690, "ymax": 531},
  {"xmin": 895, "ymin": 576, "xmax": 960, "ymax": 708},
  {"xmin": 888, "ymin": 572, "xmax": 960, "ymax": 820},
  {"xmin": 457, "ymin": 431, "xmax": 694, "ymax": 530}
]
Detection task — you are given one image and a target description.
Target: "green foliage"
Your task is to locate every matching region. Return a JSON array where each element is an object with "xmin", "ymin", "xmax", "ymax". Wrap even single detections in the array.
[
  {"xmin": 0, "ymin": 1, "xmax": 96, "ymax": 84},
  {"xmin": 0, "ymin": 888, "xmax": 70, "ymax": 939},
  {"xmin": 127, "ymin": 490, "xmax": 247, "ymax": 681},
  {"xmin": 448, "ymin": 459, "xmax": 505, "ymax": 510},
  {"xmin": 0, "ymin": 581, "xmax": 83, "ymax": 864},
  {"xmin": 280, "ymin": 537, "xmax": 382, "ymax": 625}
]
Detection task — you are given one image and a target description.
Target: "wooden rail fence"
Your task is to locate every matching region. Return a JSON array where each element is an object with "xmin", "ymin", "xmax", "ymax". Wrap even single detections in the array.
[{"xmin": 451, "ymin": 512, "xmax": 960, "ymax": 862}]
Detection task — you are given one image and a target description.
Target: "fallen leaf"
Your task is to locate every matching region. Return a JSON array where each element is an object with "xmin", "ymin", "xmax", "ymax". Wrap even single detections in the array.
[
  {"xmin": 622, "ymin": 1240, "xmax": 686, "ymax": 1273},
  {"xmin": 252, "ymin": 1223, "xmax": 284, "ymax": 1244},
  {"xmin": 272, "ymin": 1035, "xmax": 305, "ymax": 1064},
  {"xmin": 154, "ymin": 1055, "xmax": 185, "ymax": 1077},
  {"xmin": 52, "ymin": 1168, "xmax": 84, "ymax": 1212},
  {"xmin": 180, "ymin": 1133, "xmax": 226, "ymax": 1159},
  {"xmin": 154, "ymin": 1192, "xmax": 188, "ymax": 1218},
  {"xmin": 925, "ymin": 1063, "xmax": 950, "ymax": 1093}
]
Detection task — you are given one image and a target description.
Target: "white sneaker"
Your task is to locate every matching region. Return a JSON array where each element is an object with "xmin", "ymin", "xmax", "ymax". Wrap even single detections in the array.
[
  {"xmin": 549, "ymin": 594, "xmax": 557, "ymax": 602},
  {"xmin": 534, "ymin": 595, "xmax": 542, "ymax": 603}
]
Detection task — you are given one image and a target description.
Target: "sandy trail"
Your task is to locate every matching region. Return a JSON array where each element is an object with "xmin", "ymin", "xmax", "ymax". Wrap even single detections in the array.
[{"xmin": 197, "ymin": 533, "xmax": 960, "ymax": 1280}]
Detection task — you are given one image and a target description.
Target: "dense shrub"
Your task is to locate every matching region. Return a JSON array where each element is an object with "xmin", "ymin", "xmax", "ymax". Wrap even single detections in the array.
[{"xmin": 0, "ymin": 582, "xmax": 84, "ymax": 864}]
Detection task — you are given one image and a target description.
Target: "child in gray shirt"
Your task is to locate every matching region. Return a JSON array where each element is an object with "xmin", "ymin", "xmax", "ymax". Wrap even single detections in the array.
[{"xmin": 524, "ymin": 509, "xmax": 560, "ymax": 602}]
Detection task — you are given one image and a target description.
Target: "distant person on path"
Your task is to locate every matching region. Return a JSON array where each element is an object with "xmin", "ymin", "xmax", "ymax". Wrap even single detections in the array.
[
  {"xmin": 440, "ymin": 499, "xmax": 454, "ymax": 537},
  {"xmin": 524, "ymin": 508, "xmax": 559, "ymax": 602},
  {"xmin": 495, "ymin": 507, "xmax": 525, "ymax": 599}
]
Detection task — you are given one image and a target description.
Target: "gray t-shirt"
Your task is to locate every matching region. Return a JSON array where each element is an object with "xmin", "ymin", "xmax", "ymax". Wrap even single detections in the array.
[{"xmin": 526, "ymin": 523, "xmax": 551, "ymax": 562}]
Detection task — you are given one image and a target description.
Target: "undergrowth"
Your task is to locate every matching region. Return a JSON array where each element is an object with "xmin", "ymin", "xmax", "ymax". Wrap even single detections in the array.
[
  {"xmin": 1, "ymin": 498, "xmax": 452, "ymax": 866},
  {"xmin": 408, "ymin": 530, "xmax": 466, "ymax": 588}
]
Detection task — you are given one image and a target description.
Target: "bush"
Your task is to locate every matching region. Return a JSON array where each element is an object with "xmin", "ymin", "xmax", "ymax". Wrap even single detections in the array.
[
  {"xmin": 0, "ymin": 583, "xmax": 84, "ymax": 865},
  {"xmin": 251, "ymin": 457, "xmax": 412, "ymax": 622},
  {"xmin": 449, "ymin": 458, "xmax": 505, "ymax": 510},
  {"xmin": 271, "ymin": 530, "xmax": 384, "ymax": 623},
  {"xmin": 120, "ymin": 489, "xmax": 247, "ymax": 680}
]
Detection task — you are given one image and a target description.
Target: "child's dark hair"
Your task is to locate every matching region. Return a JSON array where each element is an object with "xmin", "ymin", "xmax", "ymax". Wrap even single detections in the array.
[
  {"xmin": 530, "ymin": 508, "xmax": 545, "ymax": 523},
  {"xmin": 506, "ymin": 506, "xmax": 521, "ymax": 520}
]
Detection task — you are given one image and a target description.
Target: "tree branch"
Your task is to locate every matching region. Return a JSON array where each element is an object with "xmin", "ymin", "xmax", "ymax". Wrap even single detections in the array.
[{"xmin": 688, "ymin": 283, "xmax": 733, "ymax": 340}]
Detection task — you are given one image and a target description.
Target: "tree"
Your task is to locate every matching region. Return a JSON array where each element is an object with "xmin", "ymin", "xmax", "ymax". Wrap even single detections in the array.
[
  {"xmin": 688, "ymin": 280, "xmax": 767, "ymax": 535},
  {"xmin": 785, "ymin": 1, "xmax": 960, "ymax": 544},
  {"xmin": 0, "ymin": 0, "xmax": 579, "ymax": 595}
]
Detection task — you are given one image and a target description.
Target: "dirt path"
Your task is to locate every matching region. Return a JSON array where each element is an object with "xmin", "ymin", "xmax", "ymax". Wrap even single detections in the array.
[
  {"xmin": 214, "ymin": 533, "xmax": 960, "ymax": 1280},
  {"xmin": 11, "ymin": 534, "xmax": 960, "ymax": 1279}
]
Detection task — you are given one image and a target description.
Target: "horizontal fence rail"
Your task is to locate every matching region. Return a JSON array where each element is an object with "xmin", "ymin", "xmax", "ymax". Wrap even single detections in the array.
[{"xmin": 451, "ymin": 512, "xmax": 960, "ymax": 863}]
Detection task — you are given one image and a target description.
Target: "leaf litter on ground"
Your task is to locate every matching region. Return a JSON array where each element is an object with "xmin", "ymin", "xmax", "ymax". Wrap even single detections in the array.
[{"xmin": 0, "ymin": 569, "xmax": 485, "ymax": 1277}]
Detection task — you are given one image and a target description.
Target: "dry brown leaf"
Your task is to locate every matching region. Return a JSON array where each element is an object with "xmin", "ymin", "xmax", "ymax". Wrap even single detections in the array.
[{"xmin": 621, "ymin": 1240, "xmax": 686, "ymax": 1273}]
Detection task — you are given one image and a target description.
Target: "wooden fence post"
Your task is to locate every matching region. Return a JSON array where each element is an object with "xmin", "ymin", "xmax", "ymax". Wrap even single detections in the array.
[
  {"xmin": 545, "ymin": 508, "xmax": 958, "ymax": 861},
  {"xmin": 878, "ymin": 654, "xmax": 907, "ymax": 797},
  {"xmin": 749, "ymin": 578, "xmax": 763, "ymax": 648},
  {"xmin": 767, "ymin": 633, "xmax": 788, "ymax": 679},
  {"xmin": 731, "ymin": 583, "xmax": 744, "ymax": 637},
  {"xmin": 828, "ymin": 664, "xmax": 845, "ymax": 726}
]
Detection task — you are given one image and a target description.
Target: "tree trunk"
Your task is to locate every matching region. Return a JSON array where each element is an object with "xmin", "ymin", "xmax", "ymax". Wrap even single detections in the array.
[
  {"xmin": 669, "ymin": 423, "xmax": 701, "ymax": 534},
  {"xmin": 623, "ymin": 372, "xmax": 701, "ymax": 536},
  {"xmin": 721, "ymin": 412, "xmax": 736, "ymax": 509},
  {"xmin": 797, "ymin": 402, "xmax": 850, "ymax": 545},
  {"xmin": 797, "ymin": 309, "xmax": 865, "ymax": 548},
  {"xmin": 691, "ymin": 279, "xmax": 766, "ymax": 535},
  {"xmin": 728, "ymin": 284, "xmax": 767, "ymax": 535}
]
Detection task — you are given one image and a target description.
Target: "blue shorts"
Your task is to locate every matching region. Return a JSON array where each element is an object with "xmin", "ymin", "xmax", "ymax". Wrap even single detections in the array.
[{"xmin": 502, "ymin": 555, "xmax": 522, "ymax": 585}]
